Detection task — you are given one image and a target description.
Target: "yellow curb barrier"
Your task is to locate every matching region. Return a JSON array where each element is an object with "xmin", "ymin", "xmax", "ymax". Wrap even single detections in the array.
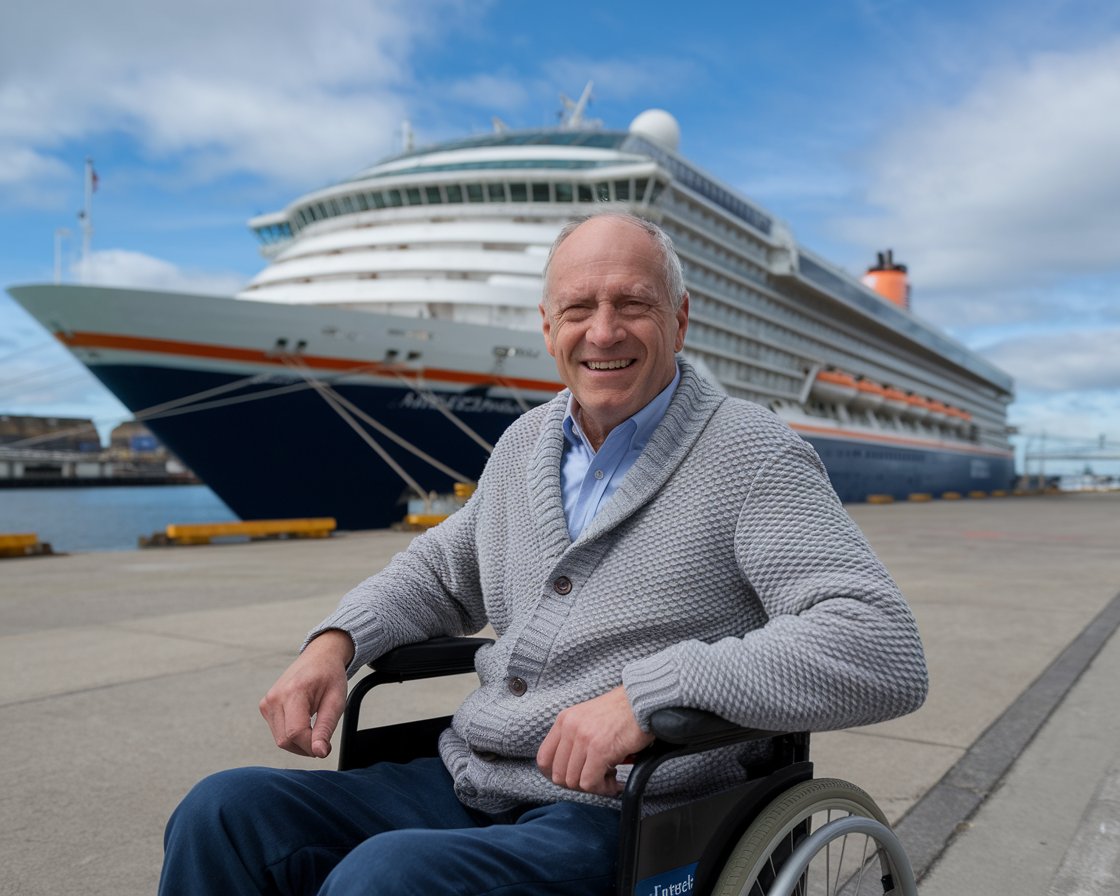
[
  {"xmin": 0, "ymin": 533, "xmax": 53, "ymax": 558},
  {"xmin": 140, "ymin": 518, "xmax": 336, "ymax": 547}
]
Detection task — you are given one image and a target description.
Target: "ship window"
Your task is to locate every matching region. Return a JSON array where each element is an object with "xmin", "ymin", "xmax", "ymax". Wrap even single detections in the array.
[
  {"xmin": 577, "ymin": 184, "xmax": 593, "ymax": 202},
  {"xmin": 555, "ymin": 183, "xmax": 573, "ymax": 202},
  {"xmin": 614, "ymin": 180, "xmax": 630, "ymax": 201},
  {"xmin": 425, "ymin": 186, "xmax": 442, "ymax": 204},
  {"xmin": 595, "ymin": 182, "xmax": 611, "ymax": 201},
  {"xmin": 446, "ymin": 184, "xmax": 463, "ymax": 203},
  {"xmin": 532, "ymin": 182, "xmax": 550, "ymax": 202},
  {"xmin": 406, "ymin": 187, "xmax": 422, "ymax": 205},
  {"xmin": 386, "ymin": 189, "xmax": 402, "ymax": 207},
  {"xmin": 466, "ymin": 183, "xmax": 485, "ymax": 202},
  {"xmin": 352, "ymin": 193, "xmax": 369, "ymax": 211},
  {"xmin": 635, "ymin": 178, "xmax": 649, "ymax": 201},
  {"xmin": 371, "ymin": 191, "xmax": 385, "ymax": 209},
  {"xmin": 487, "ymin": 183, "xmax": 506, "ymax": 201},
  {"xmin": 509, "ymin": 183, "xmax": 528, "ymax": 202}
]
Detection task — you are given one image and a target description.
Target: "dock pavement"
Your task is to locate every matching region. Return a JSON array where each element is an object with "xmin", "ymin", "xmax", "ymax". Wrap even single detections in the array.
[{"xmin": 2, "ymin": 492, "xmax": 1119, "ymax": 894}]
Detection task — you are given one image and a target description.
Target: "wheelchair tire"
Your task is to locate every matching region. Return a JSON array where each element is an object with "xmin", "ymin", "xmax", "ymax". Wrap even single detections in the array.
[{"xmin": 708, "ymin": 777, "xmax": 907, "ymax": 896}]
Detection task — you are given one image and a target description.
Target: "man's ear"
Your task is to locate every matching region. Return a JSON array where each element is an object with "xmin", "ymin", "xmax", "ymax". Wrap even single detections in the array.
[
  {"xmin": 674, "ymin": 293, "xmax": 690, "ymax": 352},
  {"xmin": 539, "ymin": 303, "xmax": 556, "ymax": 357}
]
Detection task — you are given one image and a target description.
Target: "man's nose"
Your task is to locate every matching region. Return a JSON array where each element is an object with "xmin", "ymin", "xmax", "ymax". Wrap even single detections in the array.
[{"xmin": 586, "ymin": 305, "xmax": 624, "ymax": 346}]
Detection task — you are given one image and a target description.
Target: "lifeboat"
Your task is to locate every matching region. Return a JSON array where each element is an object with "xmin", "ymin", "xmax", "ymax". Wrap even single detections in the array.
[
  {"xmin": 946, "ymin": 406, "xmax": 973, "ymax": 432},
  {"xmin": 881, "ymin": 387, "xmax": 910, "ymax": 415},
  {"xmin": 927, "ymin": 399, "xmax": 952, "ymax": 424},
  {"xmin": 811, "ymin": 369, "xmax": 859, "ymax": 404},
  {"xmin": 900, "ymin": 392, "xmax": 933, "ymax": 421},
  {"xmin": 850, "ymin": 379, "xmax": 887, "ymax": 411}
]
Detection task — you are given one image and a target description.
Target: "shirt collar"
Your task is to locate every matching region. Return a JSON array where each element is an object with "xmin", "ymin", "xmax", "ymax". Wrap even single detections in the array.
[{"xmin": 563, "ymin": 363, "xmax": 681, "ymax": 453}]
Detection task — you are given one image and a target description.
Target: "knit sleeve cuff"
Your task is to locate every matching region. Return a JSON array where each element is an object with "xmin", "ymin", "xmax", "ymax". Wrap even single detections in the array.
[
  {"xmin": 622, "ymin": 649, "xmax": 685, "ymax": 730},
  {"xmin": 303, "ymin": 605, "xmax": 395, "ymax": 678}
]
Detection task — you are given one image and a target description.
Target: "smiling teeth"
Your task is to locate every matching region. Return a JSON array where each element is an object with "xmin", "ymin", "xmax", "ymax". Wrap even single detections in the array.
[{"xmin": 586, "ymin": 360, "xmax": 632, "ymax": 370}]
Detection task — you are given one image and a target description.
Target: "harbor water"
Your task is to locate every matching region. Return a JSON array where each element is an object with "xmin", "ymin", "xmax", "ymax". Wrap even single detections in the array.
[{"xmin": 0, "ymin": 485, "xmax": 236, "ymax": 552}]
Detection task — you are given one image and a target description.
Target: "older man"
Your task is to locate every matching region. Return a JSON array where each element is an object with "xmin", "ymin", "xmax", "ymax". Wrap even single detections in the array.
[{"xmin": 160, "ymin": 213, "xmax": 927, "ymax": 896}]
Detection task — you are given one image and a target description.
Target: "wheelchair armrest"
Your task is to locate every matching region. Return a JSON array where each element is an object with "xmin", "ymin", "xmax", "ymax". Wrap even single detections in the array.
[
  {"xmin": 369, "ymin": 635, "xmax": 493, "ymax": 681},
  {"xmin": 648, "ymin": 707, "xmax": 793, "ymax": 750}
]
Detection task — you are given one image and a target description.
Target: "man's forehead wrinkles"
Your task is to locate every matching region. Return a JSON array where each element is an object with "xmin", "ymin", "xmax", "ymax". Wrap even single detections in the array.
[{"xmin": 553, "ymin": 278, "xmax": 661, "ymax": 304}]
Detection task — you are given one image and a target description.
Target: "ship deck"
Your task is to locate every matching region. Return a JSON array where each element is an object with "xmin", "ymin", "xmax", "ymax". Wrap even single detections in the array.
[{"xmin": 2, "ymin": 491, "xmax": 1118, "ymax": 893}]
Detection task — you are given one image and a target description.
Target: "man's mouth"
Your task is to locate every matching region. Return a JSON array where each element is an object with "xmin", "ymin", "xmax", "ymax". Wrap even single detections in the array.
[{"xmin": 584, "ymin": 359, "xmax": 633, "ymax": 370}]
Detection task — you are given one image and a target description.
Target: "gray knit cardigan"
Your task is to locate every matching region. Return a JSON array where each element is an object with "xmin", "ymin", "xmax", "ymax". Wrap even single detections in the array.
[{"xmin": 311, "ymin": 359, "xmax": 928, "ymax": 814}]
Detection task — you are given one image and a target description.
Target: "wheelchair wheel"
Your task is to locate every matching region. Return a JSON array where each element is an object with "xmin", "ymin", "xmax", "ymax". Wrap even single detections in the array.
[{"xmin": 709, "ymin": 778, "xmax": 913, "ymax": 896}]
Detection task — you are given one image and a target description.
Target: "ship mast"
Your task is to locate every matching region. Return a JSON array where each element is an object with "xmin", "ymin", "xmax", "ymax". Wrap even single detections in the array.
[
  {"xmin": 559, "ymin": 82, "xmax": 598, "ymax": 129},
  {"xmin": 78, "ymin": 157, "xmax": 96, "ymax": 282}
]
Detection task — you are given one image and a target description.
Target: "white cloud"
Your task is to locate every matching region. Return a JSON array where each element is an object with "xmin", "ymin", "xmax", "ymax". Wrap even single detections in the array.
[
  {"xmin": 983, "ymin": 328, "xmax": 1120, "ymax": 393},
  {"xmin": 0, "ymin": 0, "xmax": 472, "ymax": 196},
  {"xmin": 73, "ymin": 249, "xmax": 247, "ymax": 296},
  {"xmin": 840, "ymin": 36, "xmax": 1120, "ymax": 292}
]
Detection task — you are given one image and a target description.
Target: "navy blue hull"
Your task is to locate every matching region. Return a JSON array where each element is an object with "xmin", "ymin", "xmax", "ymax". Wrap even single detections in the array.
[
  {"xmin": 806, "ymin": 434, "xmax": 1015, "ymax": 502},
  {"xmin": 93, "ymin": 363, "xmax": 1013, "ymax": 529},
  {"xmin": 94, "ymin": 365, "xmax": 522, "ymax": 530}
]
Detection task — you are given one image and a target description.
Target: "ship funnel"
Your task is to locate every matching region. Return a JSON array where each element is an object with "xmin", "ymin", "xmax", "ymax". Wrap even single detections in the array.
[{"xmin": 862, "ymin": 249, "xmax": 910, "ymax": 309}]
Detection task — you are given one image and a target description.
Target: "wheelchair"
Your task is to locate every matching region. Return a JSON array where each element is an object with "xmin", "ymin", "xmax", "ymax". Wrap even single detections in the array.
[{"xmin": 338, "ymin": 637, "xmax": 917, "ymax": 896}]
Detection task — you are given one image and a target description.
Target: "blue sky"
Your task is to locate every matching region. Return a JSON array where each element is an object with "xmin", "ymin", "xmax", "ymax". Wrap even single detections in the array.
[{"xmin": 2, "ymin": 0, "xmax": 1119, "ymax": 475}]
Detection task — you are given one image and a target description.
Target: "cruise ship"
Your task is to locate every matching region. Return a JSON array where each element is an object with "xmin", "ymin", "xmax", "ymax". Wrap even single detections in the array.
[{"xmin": 8, "ymin": 95, "xmax": 1015, "ymax": 530}]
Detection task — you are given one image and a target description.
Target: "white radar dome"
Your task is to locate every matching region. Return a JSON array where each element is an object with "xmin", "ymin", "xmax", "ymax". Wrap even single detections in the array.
[{"xmin": 629, "ymin": 109, "xmax": 680, "ymax": 152}]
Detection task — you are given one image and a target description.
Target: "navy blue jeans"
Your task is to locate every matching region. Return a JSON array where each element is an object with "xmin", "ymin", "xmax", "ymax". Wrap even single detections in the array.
[{"xmin": 160, "ymin": 757, "xmax": 620, "ymax": 895}]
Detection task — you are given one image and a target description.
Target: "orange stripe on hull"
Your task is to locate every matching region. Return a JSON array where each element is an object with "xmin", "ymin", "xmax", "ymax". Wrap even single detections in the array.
[
  {"xmin": 790, "ymin": 420, "xmax": 1011, "ymax": 458},
  {"xmin": 58, "ymin": 331, "xmax": 564, "ymax": 394}
]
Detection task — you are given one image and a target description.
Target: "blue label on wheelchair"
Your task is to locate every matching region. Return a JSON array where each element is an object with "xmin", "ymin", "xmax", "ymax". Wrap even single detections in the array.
[{"xmin": 634, "ymin": 862, "xmax": 697, "ymax": 896}]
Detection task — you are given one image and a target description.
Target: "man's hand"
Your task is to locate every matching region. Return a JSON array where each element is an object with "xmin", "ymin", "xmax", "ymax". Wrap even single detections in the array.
[
  {"xmin": 259, "ymin": 629, "xmax": 354, "ymax": 759},
  {"xmin": 536, "ymin": 686, "xmax": 655, "ymax": 796}
]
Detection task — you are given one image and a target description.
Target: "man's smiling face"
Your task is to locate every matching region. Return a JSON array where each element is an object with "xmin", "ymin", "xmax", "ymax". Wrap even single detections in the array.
[{"xmin": 540, "ymin": 216, "xmax": 689, "ymax": 450}]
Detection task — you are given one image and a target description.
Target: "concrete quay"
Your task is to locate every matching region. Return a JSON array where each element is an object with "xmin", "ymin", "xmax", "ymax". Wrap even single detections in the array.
[{"xmin": 2, "ymin": 492, "xmax": 1119, "ymax": 894}]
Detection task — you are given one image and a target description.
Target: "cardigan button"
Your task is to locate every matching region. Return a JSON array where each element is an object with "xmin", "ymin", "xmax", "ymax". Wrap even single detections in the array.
[
  {"xmin": 553, "ymin": 576, "xmax": 572, "ymax": 595},
  {"xmin": 507, "ymin": 676, "xmax": 528, "ymax": 696}
]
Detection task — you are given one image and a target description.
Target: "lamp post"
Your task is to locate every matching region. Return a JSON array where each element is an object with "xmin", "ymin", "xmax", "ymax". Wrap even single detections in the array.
[{"xmin": 54, "ymin": 227, "xmax": 71, "ymax": 284}]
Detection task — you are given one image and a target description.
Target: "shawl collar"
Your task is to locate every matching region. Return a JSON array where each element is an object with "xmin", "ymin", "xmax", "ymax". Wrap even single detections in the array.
[{"xmin": 526, "ymin": 358, "xmax": 726, "ymax": 556}]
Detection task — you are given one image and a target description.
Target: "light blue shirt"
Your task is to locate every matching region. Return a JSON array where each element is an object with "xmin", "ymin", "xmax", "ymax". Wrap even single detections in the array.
[{"xmin": 561, "ymin": 365, "xmax": 681, "ymax": 539}]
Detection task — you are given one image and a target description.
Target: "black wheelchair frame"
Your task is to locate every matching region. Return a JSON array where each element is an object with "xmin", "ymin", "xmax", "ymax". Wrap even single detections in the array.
[{"xmin": 338, "ymin": 636, "xmax": 916, "ymax": 896}]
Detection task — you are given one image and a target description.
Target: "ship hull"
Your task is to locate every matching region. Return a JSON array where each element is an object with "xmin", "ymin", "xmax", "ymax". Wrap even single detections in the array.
[
  {"xmin": 90, "ymin": 363, "xmax": 518, "ymax": 530},
  {"xmin": 91, "ymin": 359, "xmax": 1013, "ymax": 526},
  {"xmin": 8, "ymin": 284, "xmax": 1013, "ymax": 528}
]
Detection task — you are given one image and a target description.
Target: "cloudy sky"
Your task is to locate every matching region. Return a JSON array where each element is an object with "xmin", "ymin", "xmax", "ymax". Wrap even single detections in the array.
[{"xmin": 2, "ymin": 0, "xmax": 1118, "ymax": 474}]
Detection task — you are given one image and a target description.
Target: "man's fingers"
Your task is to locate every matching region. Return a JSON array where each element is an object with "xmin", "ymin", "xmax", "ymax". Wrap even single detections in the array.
[
  {"xmin": 537, "ymin": 687, "xmax": 654, "ymax": 795},
  {"xmin": 310, "ymin": 688, "xmax": 345, "ymax": 759},
  {"xmin": 259, "ymin": 631, "xmax": 352, "ymax": 759}
]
